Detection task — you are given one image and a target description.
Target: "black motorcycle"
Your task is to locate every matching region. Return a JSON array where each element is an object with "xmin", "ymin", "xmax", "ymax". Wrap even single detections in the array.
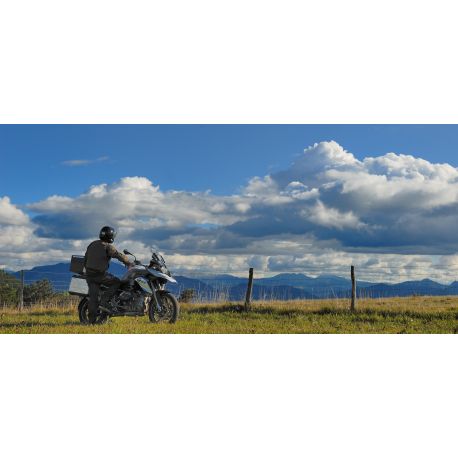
[{"xmin": 69, "ymin": 250, "xmax": 179, "ymax": 325}]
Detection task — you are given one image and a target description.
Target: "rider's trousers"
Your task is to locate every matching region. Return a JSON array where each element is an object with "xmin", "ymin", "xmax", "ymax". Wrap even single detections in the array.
[{"xmin": 86, "ymin": 271, "xmax": 121, "ymax": 323}]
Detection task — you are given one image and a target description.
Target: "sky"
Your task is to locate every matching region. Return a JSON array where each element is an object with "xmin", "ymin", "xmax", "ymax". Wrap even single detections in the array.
[
  {"xmin": 2, "ymin": 124, "xmax": 458, "ymax": 282},
  {"xmin": 3, "ymin": 124, "xmax": 458, "ymax": 203}
]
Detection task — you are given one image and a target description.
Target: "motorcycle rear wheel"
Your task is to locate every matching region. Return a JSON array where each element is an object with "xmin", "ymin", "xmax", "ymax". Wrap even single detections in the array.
[
  {"xmin": 78, "ymin": 297, "xmax": 108, "ymax": 325},
  {"xmin": 149, "ymin": 292, "xmax": 180, "ymax": 324}
]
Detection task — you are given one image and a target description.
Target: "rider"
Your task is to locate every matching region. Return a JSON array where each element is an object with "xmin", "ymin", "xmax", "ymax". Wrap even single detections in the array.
[{"xmin": 84, "ymin": 226, "xmax": 133, "ymax": 323}]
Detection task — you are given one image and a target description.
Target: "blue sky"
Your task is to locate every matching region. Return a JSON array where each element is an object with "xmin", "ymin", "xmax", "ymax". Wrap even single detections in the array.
[
  {"xmin": 3, "ymin": 125, "xmax": 458, "ymax": 280},
  {"xmin": 2, "ymin": 124, "xmax": 458, "ymax": 204}
]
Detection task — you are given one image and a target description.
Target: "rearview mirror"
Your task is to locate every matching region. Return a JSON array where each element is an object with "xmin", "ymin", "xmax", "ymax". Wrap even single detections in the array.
[{"xmin": 123, "ymin": 249, "xmax": 133, "ymax": 256}]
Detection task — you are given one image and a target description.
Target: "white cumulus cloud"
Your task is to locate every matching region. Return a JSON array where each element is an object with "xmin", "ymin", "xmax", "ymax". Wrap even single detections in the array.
[
  {"xmin": 3, "ymin": 140, "xmax": 458, "ymax": 282},
  {"xmin": 0, "ymin": 197, "xmax": 29, "ymax": 225}
]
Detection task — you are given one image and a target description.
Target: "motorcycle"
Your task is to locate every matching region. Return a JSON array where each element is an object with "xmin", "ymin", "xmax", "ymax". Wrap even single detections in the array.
[{"xmin": 69, "ymin": 250, "xmax": 180, "ymax": 325}]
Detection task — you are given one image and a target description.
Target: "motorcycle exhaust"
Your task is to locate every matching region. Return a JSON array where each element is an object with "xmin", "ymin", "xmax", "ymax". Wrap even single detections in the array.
[
  {"xmin": 99, "ymin": 305, "xmax": 113, "ymax": 314},
  {"xmin": 99, "ymin": 305, "xmax": 143, "ymax": 317}
]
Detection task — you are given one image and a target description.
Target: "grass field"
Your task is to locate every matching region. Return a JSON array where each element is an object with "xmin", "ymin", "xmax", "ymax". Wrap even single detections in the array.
[{"xmin": 1, "ymin": 296, "xmax": 458, "ymax": 333}]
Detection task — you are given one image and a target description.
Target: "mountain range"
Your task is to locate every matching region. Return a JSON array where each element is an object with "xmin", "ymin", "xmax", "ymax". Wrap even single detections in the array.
[{"xmin": 9, "ymin": 262, "xmax": 458, "ymax": 300}]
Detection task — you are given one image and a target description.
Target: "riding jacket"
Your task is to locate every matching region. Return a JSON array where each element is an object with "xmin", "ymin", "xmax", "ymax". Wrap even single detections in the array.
[{"xmin": 84, "ymin": 240, "xmax": 131, "ymax": 274}]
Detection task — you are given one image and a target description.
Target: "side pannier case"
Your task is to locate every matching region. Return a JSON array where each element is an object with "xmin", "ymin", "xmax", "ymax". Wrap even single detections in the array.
[
  {"xmin": 70, "ymin": 255, "xmax": 85, "ymax": 275},
  {"xmin": 69, "ymin": 255, "xmax": 88, "ymax": 296},
  {"xmin": 69, "ymin": 276, "xmax": 89, "ymax": 296}
]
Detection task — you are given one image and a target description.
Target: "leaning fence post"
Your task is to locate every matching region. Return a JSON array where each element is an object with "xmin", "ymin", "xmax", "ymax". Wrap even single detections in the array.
[
  {"xmin": 244, "ymin": 268, "xmax": 254, "ymax": 310},
  {"xmin": 18, "ymin": 270, "xmax": 24, "ymax": 310},
  {"xmin": 350, "ymin": 265, "xmax": 356, "ymax": 311}
]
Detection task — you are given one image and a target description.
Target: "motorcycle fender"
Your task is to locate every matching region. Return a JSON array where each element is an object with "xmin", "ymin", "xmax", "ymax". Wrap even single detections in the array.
[
  {"xmin": 135, "ymin": 277, "xmax": 153, "ymax": 294},
  {"xmin": 157, "ymin": 290, "xmax": 173, "ymax": 296}
]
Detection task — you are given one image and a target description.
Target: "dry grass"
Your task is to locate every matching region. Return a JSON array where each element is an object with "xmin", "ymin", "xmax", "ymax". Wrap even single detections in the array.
[{"xmin": 1, "ymin": 295, "xmax": 458, "ymax": 334}]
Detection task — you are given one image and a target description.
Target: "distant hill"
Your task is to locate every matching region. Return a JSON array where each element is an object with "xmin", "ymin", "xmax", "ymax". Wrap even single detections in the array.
[
  {"xmin": 357, "ymin": 279, "xmax": 449, "ymax": 298},
  {"xmin": 10, "ymin": 262, "xmax": 458, "ymax": 301},
  {"xmin": 11, "ymin": 263, "xmax": 74, "ymax": 289},
  {"xmin": 11, "ymin": 262, "xmax": 128, "ymax": 291}
]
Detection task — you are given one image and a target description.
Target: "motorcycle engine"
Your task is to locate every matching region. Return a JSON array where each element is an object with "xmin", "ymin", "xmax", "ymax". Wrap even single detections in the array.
[
  {"xmin": 131, "ymin": 291, "xmax": 146, "ymax": 312},
  {"xmin": 119, "ymin": 290, "xmax": 132, "ymax": 302},
  {"xmin": 118, "ymin": 289, "xmax": 146, "ymax": 312}
]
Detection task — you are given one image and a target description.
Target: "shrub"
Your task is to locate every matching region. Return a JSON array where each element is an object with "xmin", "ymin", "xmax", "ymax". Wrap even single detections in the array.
[
  {"xmin": 0, "ymin": 270, "xmax": 20, "ymax": 306},
  {"xmin": 179, "ymin": 288, "xmax": 196, "ymax": 303},
  {"xmin": 24, "ymin": 279, "xmax": 55, "ymax": 305}
]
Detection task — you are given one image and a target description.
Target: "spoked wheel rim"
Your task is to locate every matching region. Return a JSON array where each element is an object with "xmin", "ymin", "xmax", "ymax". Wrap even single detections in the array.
[
  {"xmin": 79, "ymin": 299, "xmax": 107, "ymax": 325},
  {"xmin": 79, "ymin": 300, "xmax": 91, "ymax": 324},
  {"xmin": 153, "ymin": 294, "xmax": 175, "ymax": 322},
  {"xmin": 83, "ymin": 305, "xmax": 90, "ymax": 322}
]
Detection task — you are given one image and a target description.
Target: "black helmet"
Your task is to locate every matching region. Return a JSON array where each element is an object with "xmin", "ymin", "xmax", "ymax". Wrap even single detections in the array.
[{"xmin": 99, "ymin": 226, "xmax": 116, "ymax": 243}]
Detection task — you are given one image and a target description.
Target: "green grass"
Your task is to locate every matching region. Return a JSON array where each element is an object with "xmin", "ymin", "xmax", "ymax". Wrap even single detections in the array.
[{"xmin": 2, "ymin": 296, "xmax": 458, "ymax": 333}]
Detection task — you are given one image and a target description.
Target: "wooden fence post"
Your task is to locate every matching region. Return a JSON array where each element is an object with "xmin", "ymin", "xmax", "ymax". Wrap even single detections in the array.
[
  {"xmin": 244, "ymin": 268, "xmax": 254, "ymax": 310},
  {"xmin": 18, "ymin": 270, "xmax": 24, "ymax": 310},
  {"xmin": 350, "ymin": 265, "xmax": 356, "ymax": 311}
]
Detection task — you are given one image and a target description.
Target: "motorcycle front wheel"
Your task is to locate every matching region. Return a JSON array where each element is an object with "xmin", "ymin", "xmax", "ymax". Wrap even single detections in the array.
[
  {"xmin": 78, "ymin": 297, "xmax": 108, "ymax": 325},
  {"xmin": 149, "ymin": 292, "xmax": 180, "ymax": 324}
]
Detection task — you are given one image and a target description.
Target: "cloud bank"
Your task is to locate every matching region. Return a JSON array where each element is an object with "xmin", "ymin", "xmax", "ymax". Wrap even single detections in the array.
[{"xmin": 3, "ymin": 141, "xmax": 458, "ymax": 281}]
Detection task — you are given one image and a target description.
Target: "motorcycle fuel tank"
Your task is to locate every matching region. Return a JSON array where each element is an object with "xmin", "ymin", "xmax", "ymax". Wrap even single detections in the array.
[{"xmin": 121, "ymin": 265, "xmax": 148, "ymax": 281}]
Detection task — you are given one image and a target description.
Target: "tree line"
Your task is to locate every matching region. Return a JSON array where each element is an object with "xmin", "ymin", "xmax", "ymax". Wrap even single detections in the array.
[{"xmin": 0, "ymin": 270, "xmax": 55, "ymax": 306}]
